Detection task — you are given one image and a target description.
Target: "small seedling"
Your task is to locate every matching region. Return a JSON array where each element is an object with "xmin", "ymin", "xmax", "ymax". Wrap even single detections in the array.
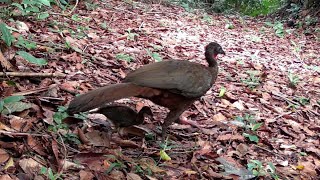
[
  {"xmin": 104, "ymin": 155, "xmax": 127, "ymax": 174},
  {"xmin": 116, "ymin": 53, "xmax": 134, "ymax": 62},
  {"xmin": 288, "ymin": 72, "xmax": 300, "ymax": 88},
  {"xmin": 241, "ymin": 70, "xmax": 261, "ymax": 90},
  {"xmin": 126, "ymin": 29, "xmax": 138, "ymax": 41},
  {"xmin": 202, "ymin": 14, "xmax": 213, "ymax": 25},
  {"xmin": 40, "ymin": 167, "xmax": 62, "ymax": 180},
  {"xmin": 146, "ymin": 49, "xmax": 162, "ymax": 62},
  {"xmin": 49, "ymin": 106, "xmax": 69, "ymax": 132},
  {"xmin": 235, "ymin": 114, "xmax": 262, "ymax": 143}
]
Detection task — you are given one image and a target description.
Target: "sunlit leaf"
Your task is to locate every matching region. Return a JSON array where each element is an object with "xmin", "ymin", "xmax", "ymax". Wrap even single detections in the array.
[{"xmin": 17, "ymin": 51, "xmax": 48, "ymax": 65}]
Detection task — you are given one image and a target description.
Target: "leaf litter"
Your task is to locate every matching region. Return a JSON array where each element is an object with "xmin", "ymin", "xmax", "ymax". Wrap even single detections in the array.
[{"xmin": 0, "ymin": 0, "xmax": 319, "ymax": 179}]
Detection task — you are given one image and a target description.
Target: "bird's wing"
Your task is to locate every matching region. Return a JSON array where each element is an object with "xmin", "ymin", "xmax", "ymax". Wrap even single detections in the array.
[{"xmin": 123, "ymin": 61, "xmax": 212, "ymax": 97}]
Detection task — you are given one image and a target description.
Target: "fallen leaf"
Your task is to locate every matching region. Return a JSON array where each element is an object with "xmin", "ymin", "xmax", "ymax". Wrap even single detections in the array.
[
  {"xmin": 19, "ymin": 158, "xmax": 43, "ymax": 175},
  {"xmin": 212, "ymin": 113, "xmax": 227, "ymax": 122}
]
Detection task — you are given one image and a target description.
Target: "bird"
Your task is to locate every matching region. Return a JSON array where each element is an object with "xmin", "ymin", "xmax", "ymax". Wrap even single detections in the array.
[
  {"xmin": 67, "ymin": 42, "xmax": 225, "ymax": 141},
  {"xmin": 95, "ymin": 105, "xmax": 153, "ymax": 128}
]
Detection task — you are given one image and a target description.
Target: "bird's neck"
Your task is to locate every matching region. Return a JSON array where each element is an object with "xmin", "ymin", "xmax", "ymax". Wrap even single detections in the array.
[
  {"xmin": 136, "ymin": 112, "xmax": 145, "ymax": 123},
  {"xmin": 206, "ymin": 54, "xmax": 218, "ymax": 67}
]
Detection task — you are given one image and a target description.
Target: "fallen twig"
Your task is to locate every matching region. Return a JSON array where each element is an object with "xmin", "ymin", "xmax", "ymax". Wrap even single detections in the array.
[
  {"xmin": 0, "ymin": 130, "xmax": 50, "ymax": 137},
  {"xmin": 0, "ymin": 72, "xmax": 66, "ymax": 77}
]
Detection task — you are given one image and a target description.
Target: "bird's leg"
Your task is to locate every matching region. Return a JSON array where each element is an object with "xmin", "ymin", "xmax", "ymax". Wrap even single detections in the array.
[{"xmin": 161, "ymin": 101, "xmax": 193, "ymax": 142}]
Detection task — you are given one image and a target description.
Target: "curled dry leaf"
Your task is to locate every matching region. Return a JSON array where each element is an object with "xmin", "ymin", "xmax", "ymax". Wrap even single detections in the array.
[{"xmin": 19, "ymin": 158, "xmax": 44, "ymax": 175}]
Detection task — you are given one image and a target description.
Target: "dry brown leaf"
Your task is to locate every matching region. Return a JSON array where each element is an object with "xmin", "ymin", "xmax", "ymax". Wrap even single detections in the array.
[
  {"xmin": 217, "ymin": 134, "xmax": 245, "ymax": 141},
  {"xmin": 298, "ymin": 161, "xmax": 317, "ymax": 177},
  {"xmin": 19, "ymin": 158, "xmax": 43, "ymax": 175},
  {"xmin": 0, "ymin": 175, "xmax": 13, "ymax": 180},
  {"xmin": 126, "ymin": 173, "xmax": 142, "ymax": 180},
  {"xmin": 85, "ymin": 130, "xmax": 110, "ymax": 147},
  {"xmin": 0, "ymin": 149, "xmax": 9, "ymax": 164},
  {"xmin": 80, "ymin": 170, "xmax": 94, "ymax": 180},
  {"xmin": 27, "ymin": 136, "xmax": 46, "ymax": 156},
  {"xmin": 0, "ymin": 122, "xmax": 14, "ymax": 131},
  {"xmin": 212, "ymin": 113, "xmax": 227, "ymax": 122},
  {"xmin": 42, "ymin": 108, "xmax": 54, "ymax": 125},
  {"xmin": 232, "ymin": 101, "xmax": 245, "ymax": 111},
  {"xmin": 138, "ymin": 158, "xmax": 165, "ymax": 173}
]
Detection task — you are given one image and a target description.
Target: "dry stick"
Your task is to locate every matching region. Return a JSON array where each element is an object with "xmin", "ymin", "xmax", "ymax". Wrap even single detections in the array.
[
  {"xmin": 253, "ymin": 145, "xmax": 284, "ymax": 159},
  {"xmin": 0, "ymin": 72, "xmax": 66, "ymax": 77},
  {"xmin": 50, "ymin": 0, "xmax": 79, "ymax": 16},
  {"xmin": 11, "ymin": 87, "xmax": 48, "ymax": 96},
  {"xmin": 0, "ymin": 130, "xmax": 51, "ymax": 137},
  {"xmin": 272, "ymin": 92, "xmax": 300, "ymax": 106}
]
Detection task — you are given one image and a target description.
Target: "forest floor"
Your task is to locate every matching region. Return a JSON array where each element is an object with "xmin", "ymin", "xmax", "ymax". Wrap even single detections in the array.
[{"xmin": 0, "ymin": 0, "xmax": 319, "ymax": 179}]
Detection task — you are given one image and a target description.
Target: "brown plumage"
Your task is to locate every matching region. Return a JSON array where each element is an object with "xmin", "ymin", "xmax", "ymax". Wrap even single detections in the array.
[
  {"xmin": 95, "ymin": 105, "xmax": 152, "ymax": 128},
  {"xmin": 67, "ymin": 42, "xmax": 225, "ymax": 141}
]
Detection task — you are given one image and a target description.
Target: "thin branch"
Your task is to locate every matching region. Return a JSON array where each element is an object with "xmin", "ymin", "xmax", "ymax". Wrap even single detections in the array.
[
  {"xmin": 0, "ymin": 130, "xmax": 50, "ymax": 137},
  {"xmin": 0, "ymin": 72, "xmax": 66, "ymax": 77}
]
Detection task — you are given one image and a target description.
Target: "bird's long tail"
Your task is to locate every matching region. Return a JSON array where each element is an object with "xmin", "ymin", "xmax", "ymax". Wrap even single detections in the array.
[{"xmin": 67, "ymin": 83, "xmax": 150, "ymax": 114}]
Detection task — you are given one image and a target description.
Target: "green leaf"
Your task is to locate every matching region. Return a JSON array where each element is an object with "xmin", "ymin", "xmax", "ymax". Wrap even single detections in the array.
[
  {"xmin": 53, "ymin": 111, "xmax": 68, "ymax": 124},
  {"xmin": 1, "ymin": 102, "xmax": 32, "ymax": 115},
  {"xmin": 11, "ymin": 3, "xmax": 24, "ymax": 11},
  {"xmin": 16, "ymin": 51, "xmax": 48, "ymax": 65},
  {"xmin": 0, "ymin": 100, "xmax": 4, "ymax": 112},
  {"xmin": 0, "ymin": 23, "xmax": 14, "ymax": 46},
  {"xmin": 115, "ymin": 53, "xmax": 133, "ymax": 62},
  {"xmin": 3, "ymin": 95, "xmax": 25, "ymax": 103},
  {"xmin": 218, "ymin": 87, "xmax": 226, "ymax": 97},
  {"xmin": 243, "ymin": 133, "xmax": 259, "ymax": 143},
  {"xmin": 160, "ymin": 150, "xmax": 171, "ymax": 161},
  {"xmin": 38, "ymin": 0, "xmax": 51, "ymax": 6},
  {"xmin": 15, "ymin": 36, "xmax": 37, "ymax": 50},
  {"xmin": 37, "ymin": 12, "xmax": 50, "ymax": 20},
  {"xmin": 40, "ymin": 167, "xmax": 47, "ymax": 174},
  {"xmin": 151, "ymin": 52, "xmax": 162, "ymax": 62},
  {"xmin": 251, "ymin": 122, "xmax": 263, "ymax": 131}
]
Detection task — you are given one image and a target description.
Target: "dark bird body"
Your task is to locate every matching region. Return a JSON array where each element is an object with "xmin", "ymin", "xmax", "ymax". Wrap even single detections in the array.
[
  {"xmin": 96, "ymin": 105, "xmax": 152, "ymax": 127},
  {"xmin": 67, "ymin": 42, "xmax": 225, "ymax": 141}
]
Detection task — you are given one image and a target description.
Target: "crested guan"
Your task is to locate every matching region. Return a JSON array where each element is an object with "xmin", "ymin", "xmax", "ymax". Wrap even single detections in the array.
[
  {"xmin": 67, "ymin": 42, "xmax": 225, "ymax": 141},
  {"xmin": 95, "ymin": 105, "xmax": 152, "ymax": 128}
]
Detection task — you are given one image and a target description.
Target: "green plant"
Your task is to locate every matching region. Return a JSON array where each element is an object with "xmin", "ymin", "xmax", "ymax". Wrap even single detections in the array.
[
  {"xmin": 40, "ymin": 167, "xmax": 62, "ymax": 180},
  {"xmin": 265, "ymin": 21, "xmax": 285, "ymax": 37},
  {"xmin": 201, "ymin": 14, "xmax": 213, "ymax": 25},
  {"xmin": 63, "ymin": 133, "xmax": 81, "ymax": 145},
  {"xmin": 146, "ymin": 49, "xmax": 162, "ymax": 62},
  {"xmin": 48, "ymin": 106, "xmax": 69, "ymax": 132},
  {"xmin": 104, "ymin": 155, "xmax": 127, "ymax": 174},
  {"xmin": 0, "ymin": 23, "xmax": 14, "ymax": 46},
  {"xmin": 85, "ymin": 1, "xmax": 99, "ymax": 10},
  {"xmin": 288, "ymin": 72, "xmax": 300, "ymax": 88},
  {"xmin": 294, "ymin": 96, "xmax": 310, "ymax": 106},
  {"xmin": 0, "ymin": 95, "xmax": 32, "ymax": 115},
  {"xmin": 11, "ymin": 0, "xmax": 51, "ymax": 18},
  {"xmin": 116, "ymin": 53, "xmax": 134, "ymax": 62},
  {"xmin": 126, "ymin": 29, "xmax": 138, "ymax": 41},
  {"xmin": 247, "ymin": 160, "xmax": 266, "ymax": 177},
  {"xmin": 15, "ymin": 36, "xmax": 37, "ymax": 50},
  {"xmin": 247, "ymin": 160, "xmax": 279, "ymax": 179},
  {"xmin": 235, "ymin": 114, "xmax": 262, "ymax": 143},
  {"xmin": 16, "ymin": 51, "xmax": 48, "ymax": 66},
  {"xmin": 241, "ymin": 70, "xmax": 261, "ymax": 90}
]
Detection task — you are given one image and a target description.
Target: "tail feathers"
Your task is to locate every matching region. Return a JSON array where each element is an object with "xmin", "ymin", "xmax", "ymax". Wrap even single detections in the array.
[{"xmin": 67, "ymin": 83, "xmax": 144, "ymax": 114}]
